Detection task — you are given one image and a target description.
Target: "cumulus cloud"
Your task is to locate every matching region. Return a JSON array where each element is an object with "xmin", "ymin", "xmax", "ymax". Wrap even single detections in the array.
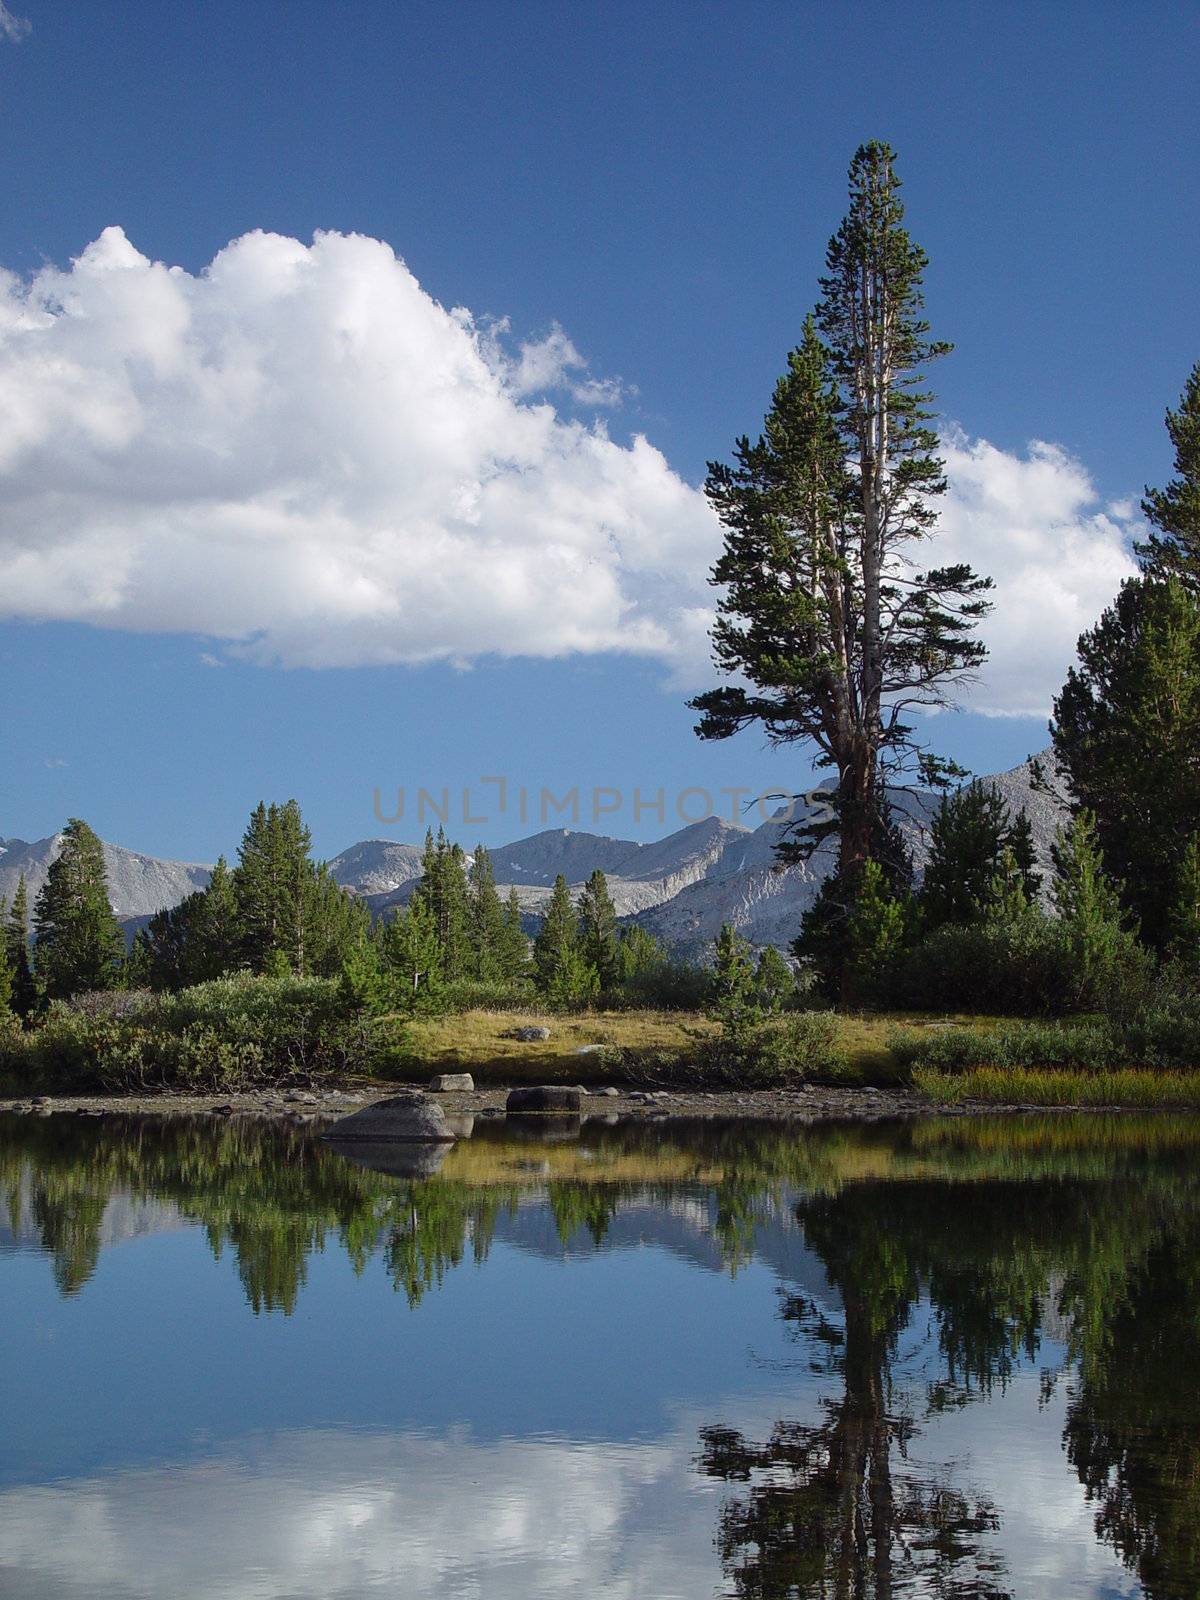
[
  {"xmin": 0, "ymin": 226, "xmax": 1139, "ymax": 715},
  {"xmin": 0, "ymin": 227, "xmax": 709, "ymax": 672},
  {"xmin": 937, "ymin": 432, "xmax": 1139, "ymax": 717},
  {"xmin": 0, "ymin": 2, "xmax": 30, "ymax": 42}
]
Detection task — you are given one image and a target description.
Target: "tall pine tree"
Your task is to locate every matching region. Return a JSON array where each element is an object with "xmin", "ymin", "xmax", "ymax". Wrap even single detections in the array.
[
  {"xmin": 0, "ymin": 905, "xmax": 13, "ymax": 1017},
  {"xmin": 692, "ymin": 143, "xmax": 991, "ymax": 925},
  {"xmin": 33, "ymin": 818, "xmax": 125, "ymax": 999},
  {"xmin": 467, "ymin": 845, "xmax": 507, "ymax": 981},
  {"xmin": 410, "ymin": 829, "xmax": 470, "ymax": 981},
  {"xmin": 498, "ymin": 887, "xmax": 530, "ymax": 982},
  {"xmin": 5, "ymin": 873, "xmax": 36, "ymax": 1018},
  {"xmin": 577, "ymin": 869, "xmax": 621, "ymax": 990},
  {"xmin": 534, "ymin": 873, "xmax": 580, "ymax": 993},
  {"xmin": 1051, "ymin": 811, "xmax": 1142, "ymax": 1009}
]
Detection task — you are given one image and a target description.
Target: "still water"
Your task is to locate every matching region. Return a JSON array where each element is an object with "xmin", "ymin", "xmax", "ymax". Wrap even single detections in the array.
[{"xmin": 1, "ymin": 1109, "xmax": 1198, "ymax": 1600}]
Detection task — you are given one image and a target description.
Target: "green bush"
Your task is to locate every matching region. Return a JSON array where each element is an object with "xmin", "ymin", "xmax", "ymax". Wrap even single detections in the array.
[
  {"xmin": 0, "ymin": 973, "xmax": 405, "ymax": 1093},
  {"xmin": 615, "ymin": 960, "xmax": 709, "ymax": 1011},
  {"xmin": 693, "ymin": 1011, "xmax": 851, "ymax": 1087},
  {"xmin": 889, "ymin": 909, "xmax": 1156, "ymax": 1019},
  {"xmin": 438, "ymin": 977, "xmax": 539, "ymax": 1013},
  {"xmin": 890, "ymin": 1019, "xmax": 1124, "ymax": 1076}
]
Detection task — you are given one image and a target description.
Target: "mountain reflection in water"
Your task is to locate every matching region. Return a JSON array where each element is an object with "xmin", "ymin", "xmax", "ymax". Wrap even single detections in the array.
[{"xmin": 1, "ymin": 1109, "xmax": 1197, "ymax": 1599}]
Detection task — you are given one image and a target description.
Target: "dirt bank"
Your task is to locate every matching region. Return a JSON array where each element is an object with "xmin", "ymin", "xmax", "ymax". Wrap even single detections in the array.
[{"xmin": 0, "ymin": 1079, "xmax": 1027, "ymax": 1122}]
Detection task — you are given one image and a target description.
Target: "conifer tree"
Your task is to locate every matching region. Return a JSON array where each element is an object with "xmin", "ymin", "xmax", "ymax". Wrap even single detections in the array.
[
  {"xmin": 1052, "ymin": 576, "xmax": 1200, "ymax": 949},
  {"xmin": 410, "ymin": 829, "xmax": 469, "ymax": 981},
  {"xmin": 843, "ymin": 858, "xmax": 908, "ymax": 1003},
  {"xmin": 794, "ymin": 801, "xmax": 912, "ymax": 1000},
  {"xmin": 920, "ymin": 783, "xmax": 1021, "ymax": 929},
  {"xmin": 1051, "ymin": 811, "xmax": 1142, "ymax": 1009},
  {"xmin": 1136, "ymin": 360, "xmax": 1200, "ymax": 585},
  {"xmin": 201, "ymin": 856, "xmax": 241, "ymax": 975},
  {"xmin": 143, "ymin": 855, "xmax": 244, "ymax": 988},
  {"xmin": 498, "ymin": 887, "xmax": 530, "ymax": 982},
  {"xmin": 230, "ymin": 799, "xmax": 361, "ymax": 976},
  {"xmin": 339, "ymin": 927, "xmax": 386, "ymax": 1014},
  {"xmin": 233, "ymin": 802, "xmax": 293, "ymax": 972},
  {"xmin": 1007, "ymin": 809, "xmax": 1042, "ymax": 902},
  {"xmin": 692, "ymin": 143, "xmax": 991, "ymax": 914},
  {"xmin": 619, "ymin": 924, "xmax": 667, "ymax": 983},
  {"xmin": 467, "ymin": 845, "xmax": 507, "ymax": 981},
  {"xmin": 987, "ymin": 845, "xmax": 1034, "ymax": 926},
  {"xmin": 544, "ymin": 942, "xmax": 599, "ymax": 1008},
  {"xmin": 123, "ymin": 927, "xmax": 155, "ymax": 989},
  {"xmin": 753, "ymin": 945, "xmax": 796, "ymax": 1013},
  {"xmin": 707, "ymin": 923, "xmax": 760, "ymax": 1037},
  {"xmin": 379, "ymin": 898, "xmax": 445, "ymax": 1011},
  {"xmin": 303, "ymin": 862, "xmax": 370, "ymax": 977},
  {"xmin": 33, "ymin": 818, "xmax": 125, "ymax": 999},
  {"xmin": 274, "ymin": 798, "xmax": 315, "ymax": 972},
  {"xmin": 577, "ymin": 869, "xmax": 621, "ymax": 990},
  {"xmin": 5, "ymin": 873, "xmax": 36, "ymax": 1018},
  {"xmin": 534, "ymin": 873, "xmax": 580, "ymax": 993},
  {"xmin": 0, "ymin": 909, "xmax": 13, "ymax": 1017}
]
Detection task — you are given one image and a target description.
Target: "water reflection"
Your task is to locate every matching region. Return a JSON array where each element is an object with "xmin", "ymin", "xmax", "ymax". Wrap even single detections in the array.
[{"xmin": 2, "ymin": 1110, "xmax": 1198, "ymax": 1597}]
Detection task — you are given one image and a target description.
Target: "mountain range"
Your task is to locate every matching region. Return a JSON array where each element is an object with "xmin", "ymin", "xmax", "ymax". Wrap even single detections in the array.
[{"xmin": 1, "ymin": 749, "xmax": 1064, "ymax": 958}]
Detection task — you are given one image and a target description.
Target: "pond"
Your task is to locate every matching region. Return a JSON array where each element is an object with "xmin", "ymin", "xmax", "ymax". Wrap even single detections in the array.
[{"xmin": 2, "ymin": 1109, "xmax": 1198, "ymax": 1599}]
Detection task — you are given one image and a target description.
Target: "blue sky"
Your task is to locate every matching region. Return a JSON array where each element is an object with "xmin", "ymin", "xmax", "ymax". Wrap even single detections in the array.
[{"xmin": 1, "ymin": 0, "xmax": 1197, "ymax": 861}]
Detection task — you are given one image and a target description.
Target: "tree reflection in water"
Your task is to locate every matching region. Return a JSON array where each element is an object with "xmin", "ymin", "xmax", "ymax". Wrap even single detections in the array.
[
  {"xmin": 4, "ymin": 1110, "xmax": 1200, "ymax": 1595},
  {"xmin": 697, "ymin": 1151, "xmax": 1200, "ymax": 1600}
]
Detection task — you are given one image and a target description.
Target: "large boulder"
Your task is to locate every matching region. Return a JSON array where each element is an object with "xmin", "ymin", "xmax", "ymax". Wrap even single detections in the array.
[
  {"xmin": 323, "ymin": 1092, "xmax": 456, "ymax": 1143},
  {"xmin": 506, "ymin": 1085, "xmax": 582, "ymax": 1114}
]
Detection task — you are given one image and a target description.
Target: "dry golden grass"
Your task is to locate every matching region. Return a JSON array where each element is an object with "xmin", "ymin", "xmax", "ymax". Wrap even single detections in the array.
[{"xmin": 400, "ymin": 1007, "xmax": 717, "ymax": 1082}]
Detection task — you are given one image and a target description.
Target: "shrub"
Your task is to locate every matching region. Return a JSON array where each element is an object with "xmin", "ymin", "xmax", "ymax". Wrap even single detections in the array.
[
  {"xmin": 890, "ymin": 1019, "xmax": 1124, "ymax": 1076},
  {"xmin": 439, "ymin": 977, "xmax": 539, "ymax": 1013},
  {"xmin": 889, "ymin": 907, "xmax": 1156, "ymax": 1019},
  {"xmin": 616, "ymin": 960, "xmax": 709, "ymax": 1012},
  {"xmin": 0, "ymin": 973, "xmax": 405, "ymax": 1093},
  {"xmin": 693, "ymin": 1011, "xmax": 851, "ymax": 1087}
]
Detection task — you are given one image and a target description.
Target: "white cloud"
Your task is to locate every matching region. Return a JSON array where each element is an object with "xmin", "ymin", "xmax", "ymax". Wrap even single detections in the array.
[
  {"xmin": 0, "ymin": 227, "xmax": 707, "ymax": 672},
  {"xmin": 937, "ymin": 432, "xmax": 1139, "ymax": 717},
  {"xmin": 0, "ymin": 2, "xmax": 30, "ymax": 42},
  {"xmin": 0, "ymin": 226, "xmax": 1140, "ymax": 716}
]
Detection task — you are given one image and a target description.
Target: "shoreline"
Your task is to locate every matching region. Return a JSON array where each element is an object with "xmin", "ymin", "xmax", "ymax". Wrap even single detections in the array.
[{"xmin": 2, "ymin": 1082, "xmax": 1188, "ymax": 1122}]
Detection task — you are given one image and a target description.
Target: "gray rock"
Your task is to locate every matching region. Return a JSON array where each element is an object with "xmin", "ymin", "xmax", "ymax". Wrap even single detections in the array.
[
  {"xmin": 574, "ymin": 1043, "xmax": 605, "ymax": 1055},
  {"xmin": 323, "ymin": 1091, "xmax": 456, "ymax": 1143},
  {"xmin": 595, "ymin": 1086, "xmax": 620, "ymax": 1098},
  {"xmin": 506, "ymin": 1085, "xmax": 582, "ymax": 1114},
  {"xmin": 504, "ymin": 1025, "xmax": 552, "ymax": 1042},
  {"xmin": 429, "ymin": 1072, "xmax": 474, "ymax": 1093}
]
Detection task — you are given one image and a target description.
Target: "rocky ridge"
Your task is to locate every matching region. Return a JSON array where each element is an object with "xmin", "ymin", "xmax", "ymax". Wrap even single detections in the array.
[{"xmin": 6, "ymin": 749, "xmax": 1064, "ymax": 956}]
